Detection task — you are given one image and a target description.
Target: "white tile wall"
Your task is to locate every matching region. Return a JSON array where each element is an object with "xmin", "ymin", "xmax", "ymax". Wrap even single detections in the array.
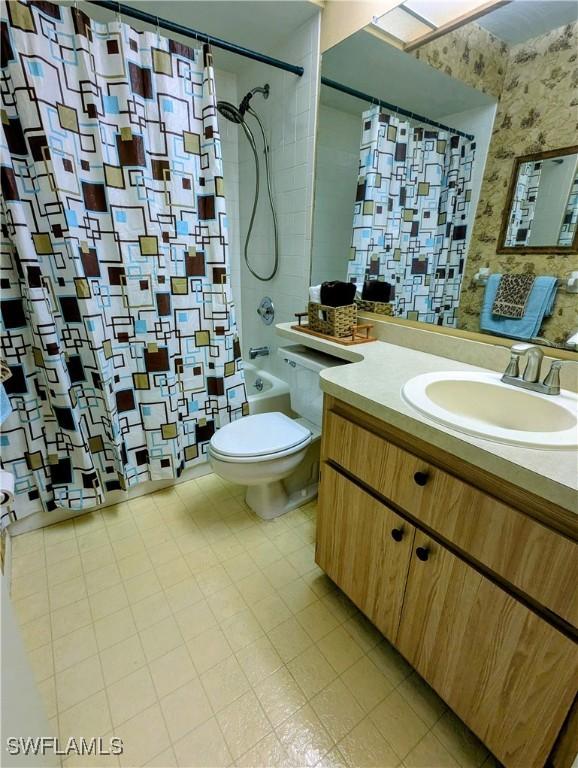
[
  {"xmin": 235, "ymin": 12, "xmax": 322, "ymax": 377},
  {"xmin": 311, "ymin": 105, "xmax": 360, "ymax": 285}
]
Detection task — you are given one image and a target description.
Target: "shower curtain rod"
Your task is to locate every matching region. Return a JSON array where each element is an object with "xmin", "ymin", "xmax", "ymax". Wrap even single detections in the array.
[
  {"xmin": 321, "ymin": 77, "xmax": 474, "ymax": 141},
  {"xmin": 87, "ymin": 1, "xmax": 304, "ymax": 76}
]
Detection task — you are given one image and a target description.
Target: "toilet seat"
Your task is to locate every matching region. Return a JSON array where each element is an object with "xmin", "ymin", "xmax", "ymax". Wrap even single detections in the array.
[{"xmin": 209, "ymin": 412, "xmax": 312, "ymax": 464}]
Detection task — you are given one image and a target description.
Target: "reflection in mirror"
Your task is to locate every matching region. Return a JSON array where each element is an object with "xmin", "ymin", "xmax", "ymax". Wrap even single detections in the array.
[
  {"xmin": 312, "ymin": 2, "xmax": 578, "ymax": 349},
  {"xmin": 501, "ymin": 148, "xmax": 578, "ymax": 250},
  {"xmin": 346, "ymin": 104, "xmax": 475, "ymax": 327}
]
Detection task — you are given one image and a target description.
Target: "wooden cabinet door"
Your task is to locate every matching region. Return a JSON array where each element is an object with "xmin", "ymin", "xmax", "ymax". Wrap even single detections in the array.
[
  {"xmin": 324, "ymin": 408, "xmax": 578, "ymax": 628},
  {"xmin": 316, "ymin": 464, "xmax": 415, "ymax": 641},
  {"xmin": 397, "ymin": 535, "xmax": 578, "ymax": 768}
]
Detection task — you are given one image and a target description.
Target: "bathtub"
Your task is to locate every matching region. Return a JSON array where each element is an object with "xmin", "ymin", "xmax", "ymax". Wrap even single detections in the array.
[{"xmin": 243, "ymin": 361, "xmax": 292, "ymax": 415}]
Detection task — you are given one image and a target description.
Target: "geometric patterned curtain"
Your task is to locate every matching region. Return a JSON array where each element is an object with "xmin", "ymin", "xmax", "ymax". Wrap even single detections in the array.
[
  {"xmin": 347, "ymin": 105, "xmax": 475, "ymax": 326},
  {"xmin": 558, "ymin": 170, "xmax": 578, "ymax": 246},
  {"xmin": 504, "ymin": 160, "xmax": 542, "ymax": 247},
  {"xmin": 0, "ymin": 1, "xmax": 247, "ymax": 521}
]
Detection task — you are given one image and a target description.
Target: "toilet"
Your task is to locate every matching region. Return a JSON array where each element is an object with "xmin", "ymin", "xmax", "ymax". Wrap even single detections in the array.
[{"xmin": 209, "ymin": 345, "xmax": 344, "ymax": 519}]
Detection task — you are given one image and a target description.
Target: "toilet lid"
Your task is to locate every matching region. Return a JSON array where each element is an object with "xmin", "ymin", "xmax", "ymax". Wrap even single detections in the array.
[{"xmin": 210, "ymin": 412, "xmax": 311, "ymax": 458}]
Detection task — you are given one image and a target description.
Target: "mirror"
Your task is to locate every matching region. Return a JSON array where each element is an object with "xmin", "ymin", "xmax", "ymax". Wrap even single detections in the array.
[
  {"xmin": 499, "ymin": 147, "xmax": 578, "ymax": 252},
  {"xmin": 312, "ymin": 2, "xmax": 578, "ymax": 348}
]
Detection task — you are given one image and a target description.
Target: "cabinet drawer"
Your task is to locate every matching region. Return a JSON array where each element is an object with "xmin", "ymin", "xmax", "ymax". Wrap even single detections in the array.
[
  {"xmin": 316, "ymin": 464, "xmax": 415, "ymax": 641},
  {"xmin": 324, "ymin": 408, "xmax": 578, "ymax": 627},
  {"xmin": 397, "ymin": 534, "xmax": 578, "ymax": 767}
]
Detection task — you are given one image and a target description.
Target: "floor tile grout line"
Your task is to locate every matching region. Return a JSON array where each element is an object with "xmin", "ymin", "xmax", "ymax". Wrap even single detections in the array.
[
  {"xmin": 53, "ymin": 615, "xmax": 411, "ymax": 765},
  {"xmin": 24, "ymin": 496, "xmax": 357, "ymax": 721},
  {"xmin": 95, "ymin": 494, "xmax": 251, "ymax": 739},
  {"xmin": 148, "ymin": 490, "xmax": 264, "ymax": 758},
  {"xmin": 14, "ymin": 493, "xmax": 259, "ymax": 676},
  {"xmin": 164, "ymin": 624, "xmax": 392, "ymax": 759},
  {"xmin": 21, "ymin": 560, "xmax": 316, "ymax": 689},
  {"xmin": 48, "ymin": 497, "xmax": 191, "ymax": 733},
  {"xmin": 42, "ymin": 596, "xmax": 60, "ymax": 745},
  {"xmin": 128, "ymin": 558, "xmax": 325, "ymax": 755},
  {"xmin": 403, "ymin": 727, "xmax": 460, "ymax": 768},
  {"xmin": 13, "ymin": 483, "xmax": 486, "ymax": 768},
  {"xmin": 168, "ymin": 604, "xmax": 370, "ymax": 761},
  {"xmin": 150, "ymin": 640, "xmax": 205, "ymax": 763}
]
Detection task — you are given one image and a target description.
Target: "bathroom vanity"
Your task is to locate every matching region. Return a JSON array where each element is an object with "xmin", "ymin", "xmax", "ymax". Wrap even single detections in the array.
[
  {"xmin": 318, "ymin": 395, "xmax": 577, "ymax": 767},
  {"xmin": 276, "ymin": 321, "xmax": 578, "ymax": 768}
]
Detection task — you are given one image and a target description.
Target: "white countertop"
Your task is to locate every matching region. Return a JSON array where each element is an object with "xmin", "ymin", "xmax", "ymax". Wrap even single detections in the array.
[{"xmin": 276, "ymin": 323, "xmax": 578, "ymax": 516}]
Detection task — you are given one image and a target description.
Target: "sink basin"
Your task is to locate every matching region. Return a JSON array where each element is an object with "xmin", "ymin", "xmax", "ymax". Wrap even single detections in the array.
[{"xmin": 402, "ymin": 371, "xmax": 578, "ymax": 449}]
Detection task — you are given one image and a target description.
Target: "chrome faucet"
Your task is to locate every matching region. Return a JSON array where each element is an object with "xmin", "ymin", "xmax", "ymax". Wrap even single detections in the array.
[
  {"xmin": 501, "ymin": 343, "xmax": 565, "ymax": 395},
  {"xmin": 249, "ymin": 345, "xmax": 269, "ymax": 360}
]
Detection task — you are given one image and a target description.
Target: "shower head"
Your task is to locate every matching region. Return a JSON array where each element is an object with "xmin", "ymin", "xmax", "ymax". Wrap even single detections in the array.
[
  {"xmin": 239, "ymin": 84, "xmax": 269, "ymax": 116},
  {"xmin": 216, "ymin": 101, "xmax": 244, "ymax": 124},
  {"xmin": 217, "ymin": 84, "xmax": 270, "ymax": 125},
  {"xmin": 216, "ymin": 82, "xmax": 278, "ymax": 281}
]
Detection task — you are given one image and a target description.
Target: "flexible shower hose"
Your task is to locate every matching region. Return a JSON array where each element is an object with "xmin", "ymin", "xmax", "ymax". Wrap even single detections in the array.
[{"xmin": 241, "ymin": 107, "xmax": 279, "ymax": 282}]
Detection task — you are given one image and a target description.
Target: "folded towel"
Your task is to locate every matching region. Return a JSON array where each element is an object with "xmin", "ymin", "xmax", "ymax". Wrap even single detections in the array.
[
  {"xmin": 362, "ymin": 280, "xmax": 393, "ymax": 303},
  {"xmin": 0, "ymin": 385, "xmax": 12, "ymax": 425},
  {"xmin": 320, "ymin": 281, "xmax": 356, "ymax": 307},
  {"xmin": 480, "ymin": 274, "xmax": 557, "ymax": 340},
  {"xmin": 492, "ymin": 273, "xmax": 535, "ymax": 318},
  {"xmin": 309, "ymin": 285, "xmax": 321, "ymax": 304}
]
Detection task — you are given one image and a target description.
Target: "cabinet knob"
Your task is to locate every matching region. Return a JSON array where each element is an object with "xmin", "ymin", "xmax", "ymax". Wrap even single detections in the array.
[
  {"xmin": 416, "ymin": 546, "xmax": 430, "ymax": 562},
  {"xmin": 413, "ymin": 471, "xmax": 429, "ymax": 487},
  {"xmin": 391, "ymin": 527, "xmax": 404, "ymax": 542}
]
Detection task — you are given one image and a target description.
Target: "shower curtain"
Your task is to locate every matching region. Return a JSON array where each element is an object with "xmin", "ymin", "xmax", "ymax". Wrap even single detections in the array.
[
  {"xmin": 504, "ymin": 160, "xmax": 542, "ymax": 247},
  {"xmin": 347, "ymin": 106, "xmax": 475, "ymax": 326},
  {"xmin": 559, "ymin": 172, "xmax": 578, "ymax": 246},
  {"xmin": 0, "ymin": 1, "xmax": 247, "ymax": 519}
]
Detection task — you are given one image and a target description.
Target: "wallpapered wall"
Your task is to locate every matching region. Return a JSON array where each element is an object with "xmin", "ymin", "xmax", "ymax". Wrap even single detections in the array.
[
  {"xmin": 413, "ymin": 22, "xmax": 578, "ymax": 345},
  {"xmin": 412, "ymin": 22, "xmax": 507, "ymax": 99},
  {"xmin": 458, "ymin": 22, "xmax": 578, "ymax": 344}
]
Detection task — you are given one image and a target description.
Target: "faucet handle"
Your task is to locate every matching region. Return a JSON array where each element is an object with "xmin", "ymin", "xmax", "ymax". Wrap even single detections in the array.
[
  {"xmin": 503, "ymin": 343, "xmax": 534, "ymax": 377},
  {"xmin": 503, "ymin": 343, "xmax": 542, "ymax": 379},
  {"xmin": 542, "ymin": 361, "xmax": 562, "ymax": 395},
  {"xmin": 503, "ymin": 349, "xmax": 520, "ymax": 378}
]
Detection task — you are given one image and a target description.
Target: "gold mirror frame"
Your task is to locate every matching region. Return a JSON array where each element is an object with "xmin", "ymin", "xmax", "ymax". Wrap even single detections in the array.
[{"xmin": 497, "ymin": 145, "xmax": 578, "ymax": 255}]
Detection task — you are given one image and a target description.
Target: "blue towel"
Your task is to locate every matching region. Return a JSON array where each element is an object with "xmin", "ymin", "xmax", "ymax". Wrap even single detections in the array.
[
  {"xmin": 0, "ymin": 385, "xmax": 12, "ymax": 425},
  {"xmin": 480, "ymin": 274, "xmax": 557, "ymax": 341}
]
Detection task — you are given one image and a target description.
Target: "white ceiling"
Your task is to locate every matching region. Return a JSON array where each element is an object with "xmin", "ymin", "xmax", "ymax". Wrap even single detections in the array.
[
  {"xmin": 321, "ymin": 28, "xmax": 494, "ymax": 119},
  {"xmin": 477, "ymin": 0, "xmax": 578, "ymax": 44},
  {"xmin": 80, "ymin": 1, "xmax": 321, "ymax": 73}
]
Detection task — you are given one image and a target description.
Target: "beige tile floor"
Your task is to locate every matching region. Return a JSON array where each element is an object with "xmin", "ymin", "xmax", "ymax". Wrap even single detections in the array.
[{"xmin": 10, "ymin": 474, "xmax": 500, "ymax": 768}]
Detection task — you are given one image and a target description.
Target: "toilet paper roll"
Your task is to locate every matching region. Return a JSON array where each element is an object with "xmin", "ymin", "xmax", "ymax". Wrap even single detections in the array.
[{"xmin": 0, "ymin": 469, "xmax": 14, "ymax": 507}]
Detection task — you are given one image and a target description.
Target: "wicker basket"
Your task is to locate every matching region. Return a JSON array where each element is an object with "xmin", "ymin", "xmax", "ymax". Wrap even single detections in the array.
[
  {"xmin": 356, "ymin": 298, "xmax": 394, "ymax": 316},
  {"xmin": 307, "ymin": 302, "xmax": 357, "ymax": 338}
]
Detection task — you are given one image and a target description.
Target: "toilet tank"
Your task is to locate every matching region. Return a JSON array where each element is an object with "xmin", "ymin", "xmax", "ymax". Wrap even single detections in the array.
[{"xmin": 277, "ymin": 345, "xmax": 345, "ymax": 427}]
